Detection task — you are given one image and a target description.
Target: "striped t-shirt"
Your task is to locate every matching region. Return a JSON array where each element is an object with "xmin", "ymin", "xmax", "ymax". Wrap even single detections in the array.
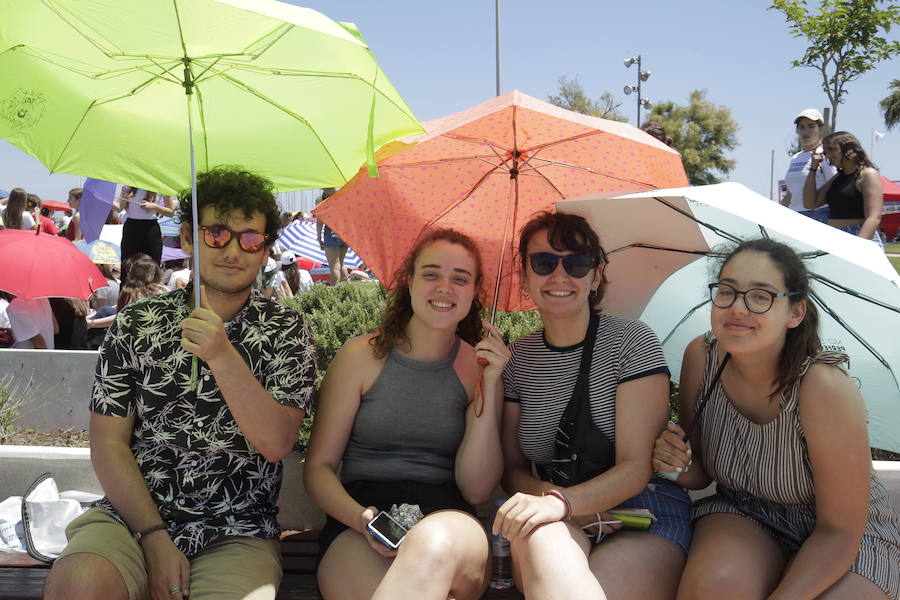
[{"xmin": 502, "ymin": 314, "xmax": 670, "ymax": 466}]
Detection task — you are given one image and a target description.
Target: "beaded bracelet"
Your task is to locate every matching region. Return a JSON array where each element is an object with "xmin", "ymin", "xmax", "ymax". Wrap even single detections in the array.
[{"xmin": 544, "ymin": 488, "xmax": 572, "ymax": 519}]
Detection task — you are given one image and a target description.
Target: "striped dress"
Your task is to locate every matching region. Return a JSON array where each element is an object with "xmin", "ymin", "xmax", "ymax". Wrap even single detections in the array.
[{"xmin": 692, "ymin": 334, "xmax": 900, "ymax": 598}]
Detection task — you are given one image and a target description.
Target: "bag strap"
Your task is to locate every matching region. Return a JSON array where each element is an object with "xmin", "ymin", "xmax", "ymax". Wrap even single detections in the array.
[
  {"xmin": 559, "ymin": 313, "xmax": 600, "ymax": 426},
  {"xmin": 21, "ymin": 472, "xmax": 57, "ymax": 563}
]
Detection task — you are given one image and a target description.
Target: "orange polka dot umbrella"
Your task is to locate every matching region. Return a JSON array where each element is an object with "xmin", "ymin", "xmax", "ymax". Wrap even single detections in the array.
[{"xmin": 314, "ymin": 90, "xmax": 688, "ymax": 313}]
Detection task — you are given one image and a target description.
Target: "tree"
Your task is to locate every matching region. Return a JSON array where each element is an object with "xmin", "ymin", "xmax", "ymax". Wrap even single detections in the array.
[
  {"xmin": 881, "ymin": 79, "xmax": 900, "ymax": 130},
  {"xmin": 548, "ymin": 75, "xmax": 628, "ymax": 122},
  {"xmin": 770, "ymin": 0, "xmax": 900, "ymax": 131},
  {"xmin": 648, "ymin": 90, "xmax": 739, "ymax": 186}
]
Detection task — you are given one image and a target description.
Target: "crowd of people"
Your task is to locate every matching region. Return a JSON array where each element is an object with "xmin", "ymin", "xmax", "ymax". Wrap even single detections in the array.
[
  {"xmin": 8, "ymin": 161, "xmax": 890, "ymax": 600},
  {"xmin": 0, "ymin": 182, "xmax": 366, "ymax": 352}
]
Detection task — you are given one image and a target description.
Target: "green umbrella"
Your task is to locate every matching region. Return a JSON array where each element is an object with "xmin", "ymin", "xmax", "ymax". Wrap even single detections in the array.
[{"xmin": 0, "ymin": 0, "xmax": 422, "ymax": 385}]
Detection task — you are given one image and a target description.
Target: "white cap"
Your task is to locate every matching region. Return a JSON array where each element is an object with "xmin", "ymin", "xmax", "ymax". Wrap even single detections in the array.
[
  {"xmin": 794, "ymin": 109, "xmax": 824, "ymax": 125},
  {"xmin": 280, "ymin": 250, "xmax": 296, "ymax": 266},
  {"xmin": 264, "ymin": 257, "xmax": 278, "ymax": 274}
]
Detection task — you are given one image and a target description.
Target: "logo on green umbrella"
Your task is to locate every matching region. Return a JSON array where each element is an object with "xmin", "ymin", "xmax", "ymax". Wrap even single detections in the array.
[{"xmin": 2, "ymin": 89, "xmax": 47, "ymax": 131}]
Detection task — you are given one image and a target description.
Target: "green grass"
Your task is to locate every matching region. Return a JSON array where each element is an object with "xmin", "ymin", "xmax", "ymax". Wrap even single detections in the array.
[
  {"xmin": 889, "ymin": 256, "xmax": 900, "ymax": 274},
  {"xmin": 885, "ymin": 243, "xmax": 900, "ymax": 253}
]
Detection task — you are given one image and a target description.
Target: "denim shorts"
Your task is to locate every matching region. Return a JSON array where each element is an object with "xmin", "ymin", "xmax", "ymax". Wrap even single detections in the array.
[
  {"xmin": 799, "ymin": 206, "xmax": 830, "ymax": 223},
  {"xmin": 613, "ymin": 479, "xmax": 693, "ymax": 554},
  {"xmin": 834, "ymin": 223, "xmax": 884, "ymax": 247},
  {"xmin": 322, "ymin": 228, "xmax": 346, "ymax": 249}
]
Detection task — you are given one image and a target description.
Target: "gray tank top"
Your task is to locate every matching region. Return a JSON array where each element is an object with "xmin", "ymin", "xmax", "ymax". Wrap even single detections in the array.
[{"xmin": 340, "ymin": 338, "xmax": 468, "ymax": 485}]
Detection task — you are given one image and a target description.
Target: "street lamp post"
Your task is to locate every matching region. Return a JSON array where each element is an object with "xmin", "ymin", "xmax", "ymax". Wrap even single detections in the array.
[{"xmin": 623, "ymin": 55, "xmax": 652, "ymax": 128}]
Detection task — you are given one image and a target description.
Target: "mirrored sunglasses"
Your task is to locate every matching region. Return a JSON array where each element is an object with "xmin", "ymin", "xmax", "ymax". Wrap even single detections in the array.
[
  {"xmin": 200, "ymin": 225, "xmax": 268, "ymax": 253},
  {"xmin": 529, "ymin": 252, "xmax": 595, "ymax": 278}
]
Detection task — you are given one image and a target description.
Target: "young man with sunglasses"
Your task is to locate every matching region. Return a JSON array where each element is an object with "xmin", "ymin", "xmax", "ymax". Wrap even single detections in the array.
[{"xmin": 45, "ymin": 167, "xmax": 317, "ymax": 600}]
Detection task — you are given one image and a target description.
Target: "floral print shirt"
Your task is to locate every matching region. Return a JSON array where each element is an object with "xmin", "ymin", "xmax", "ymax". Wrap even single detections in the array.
[{"xmin": 90, "ymin": 287, "xmax": 316, "ymax": 557}]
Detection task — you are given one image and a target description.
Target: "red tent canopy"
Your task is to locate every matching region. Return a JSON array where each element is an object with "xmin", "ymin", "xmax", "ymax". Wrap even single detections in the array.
[{"xmin": 882, "ymin": 177, "xmax": 900, "ymax": 240}]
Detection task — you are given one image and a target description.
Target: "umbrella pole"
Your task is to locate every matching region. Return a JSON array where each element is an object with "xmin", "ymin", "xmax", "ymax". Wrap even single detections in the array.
[{"xmin": 185, "ymin": 61, "xmax": 201, "ymax": 392}]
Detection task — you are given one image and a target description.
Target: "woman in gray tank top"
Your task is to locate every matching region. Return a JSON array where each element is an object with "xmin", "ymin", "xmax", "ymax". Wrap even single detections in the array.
[
  {"xmin": 305, "ymin": 228, "xmax": 510, "ymax": 600},
  {"xmin": 654, "ymin": 239, "xmax": 900, "ymax": 599}
]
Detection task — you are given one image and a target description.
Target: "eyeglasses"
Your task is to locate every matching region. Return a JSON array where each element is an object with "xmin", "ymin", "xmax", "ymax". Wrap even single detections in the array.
[
  {"xmin": 709, "ymin": 283, "xmax": 799, "ymax": 314},
  {"xmin": 529, "ymin": 252, "xmax": 596, "ymax": 278},
  {"xmin": 199, "ymin": 225, "xmax": 268, "ymax": 253}
]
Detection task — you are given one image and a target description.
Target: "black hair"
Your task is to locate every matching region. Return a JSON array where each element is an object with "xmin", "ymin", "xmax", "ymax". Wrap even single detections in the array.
[
  {"xmin": 518, "ymin": 211, "xmax": 609, "ymax": 313},
  {"xmin": 177, "ymin": 166, "xmax": 281, "ymax": 244}
]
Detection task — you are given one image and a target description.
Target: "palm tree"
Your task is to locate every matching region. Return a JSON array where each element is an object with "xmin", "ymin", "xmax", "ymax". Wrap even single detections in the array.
[{"xmin": 880, "ymin": 79, "xmax": 900, "ymax": 131}]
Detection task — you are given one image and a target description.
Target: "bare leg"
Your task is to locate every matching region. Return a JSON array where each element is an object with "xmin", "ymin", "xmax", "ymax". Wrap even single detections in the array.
[
  {"xmin": 338, "ymin": 246, "xmax": 350, "ymax": 282},
  {"xmin": 677, "ymin": 514, "xmax": 787, "ymax": 600},
  {"xmin": 589, "ymin": 531, "xmax": 685, "ymax": 600},
  {"xmin": 317, "ymin": 529, "xmax": 391, "ymax": 600},
  {"xmin": 817, "ymin": 571, "xmax": 889, "ymax": 600},
  {"xmin": 44, "ymin": 553, "xmax": 130, "ymax": 600},
  {"xmin": 510, "ymin": 519, "xmax": 607, "ymax": 600},
  {"xmin": 373, "ymin": 511, "xmax": 489, "ymax": 600},
  {"xmin": 324, "ymin": 246, "xmax": 343, "ymax": 286}
]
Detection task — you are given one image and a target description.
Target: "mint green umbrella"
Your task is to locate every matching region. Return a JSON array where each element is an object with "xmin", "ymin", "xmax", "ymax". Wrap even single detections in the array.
[{"xmin": 0, "ymin": 0, "xmax": 422, "ymax": 384}]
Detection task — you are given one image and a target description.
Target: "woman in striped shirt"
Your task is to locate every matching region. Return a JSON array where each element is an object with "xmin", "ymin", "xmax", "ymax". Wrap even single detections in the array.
[
  {"xmin": 654, "ymin": 238, "xmax": 900, "ymax": 599},
  {"xmin": 494, "ymin": 212, "xmax": 692, "ymax": 599}
]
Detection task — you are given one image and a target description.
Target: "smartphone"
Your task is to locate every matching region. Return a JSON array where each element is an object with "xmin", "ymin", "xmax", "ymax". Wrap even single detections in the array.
[
  {"xmin": 366, "ymin": 512, "xmax": 408, "ymax": 550},
  {"xmin": 608, "ymin": 509, "xmax": 655, "ymax": 530}
]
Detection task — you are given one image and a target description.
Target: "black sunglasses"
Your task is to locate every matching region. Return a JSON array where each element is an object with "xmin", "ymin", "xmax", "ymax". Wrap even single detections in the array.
[
  {"xmin": 199, "ymin": 225, "xmax": 268, "ymax": 253},
  {"xmin": 529, "ymin": 252, "xmax": 596, "ymax": 278}
]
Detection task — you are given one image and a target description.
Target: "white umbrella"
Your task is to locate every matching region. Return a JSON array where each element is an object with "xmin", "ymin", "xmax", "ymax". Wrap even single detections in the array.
[{"xmin": 557, "ymin": 182, "xmax": 900, "ymax": 453}]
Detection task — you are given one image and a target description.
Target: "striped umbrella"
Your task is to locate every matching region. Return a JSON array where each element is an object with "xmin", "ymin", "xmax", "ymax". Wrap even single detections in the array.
[{"xmin": 277, "ymin": 220, "xmax": 364, "ymax": 269}]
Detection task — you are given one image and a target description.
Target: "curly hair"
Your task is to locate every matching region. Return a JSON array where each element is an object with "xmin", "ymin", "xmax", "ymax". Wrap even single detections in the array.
[
  {"xmin": 716, "ymin": 238, "xmax": 821, "ymax": 399},
  {"xmin": 177, "ymin": 166, "xmax": 281, "ymax": 243},
  {"xmin": 370, "ymin": 228, "xmax": 486, "ymax": 358},
  {"xmin": 518, "ymin": 211, "xmax": 609, "ymax": 313},
  {"xmin": 117, "ymin": 253, "xmax": 167, "ymax": 311}
]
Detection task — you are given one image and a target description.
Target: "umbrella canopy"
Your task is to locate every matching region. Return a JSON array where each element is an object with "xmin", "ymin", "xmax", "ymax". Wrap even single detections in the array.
[
  {"xmin": 0, "ymin": 229, "xmax": 108, "ymax": 299},
  {"xmin": 557, "ymin": 182, "xmax": 900, "ymax": 453},
  {"xmin": 39, "ymin": 200, "xmax": 71, "ymax": 213},
  {"xmin": 74, "ymin": 239, "xmax": 121, "ymax": 265},
  {"xmin": 314, "ymin": 90, "xmax": 688, "ymax": 312},
  {"xmin": 277, "ymin": 220, "xmax": 362, "ymax": 269},
  {"xmin": 0, "ymin": 0, "xmax": 423, "ymax": 195}
]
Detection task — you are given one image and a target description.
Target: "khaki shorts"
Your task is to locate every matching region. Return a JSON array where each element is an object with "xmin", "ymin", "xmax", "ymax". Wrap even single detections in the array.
[{"xmin": 59, "ymin": 508, "xmax": 282, "ymax": 600}]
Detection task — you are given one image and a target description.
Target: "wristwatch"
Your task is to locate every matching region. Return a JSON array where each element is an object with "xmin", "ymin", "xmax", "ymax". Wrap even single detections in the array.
[{"xmin": 133, "ymin": 522, "xmax": 167, "ymax": 544}]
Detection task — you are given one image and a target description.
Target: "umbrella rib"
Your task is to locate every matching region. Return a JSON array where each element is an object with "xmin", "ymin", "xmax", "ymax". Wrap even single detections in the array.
[
  {"xmin": 525, "ymin": 157, "xmax": 659, "ymax": 189},
  {"xmin": 607, "ymin": 243, "xmax": 713, "ymax": 257},
  {"xmin": 422, "ymin": 166, "xmax": 504, "ymax": 228},
  {"xmin": 809, "ymin": 273, "xmax": 900, "ymax": 314},
  {"xmin": 652, "ymin": 197, "xmax": 744, "ymax": 244},
  {"xmin": 808, "ymin": 290, "xmax": 899, "ymax": 387},
  {"xmin": 661, "ymin": 298, "xmax": 711, "ymax": 346}
]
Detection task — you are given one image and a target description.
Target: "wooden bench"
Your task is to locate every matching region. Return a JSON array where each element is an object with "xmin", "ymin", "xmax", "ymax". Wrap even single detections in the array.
[{"xmin": 0, "ymin": 529, "xmax": 524, "ymax": 600}]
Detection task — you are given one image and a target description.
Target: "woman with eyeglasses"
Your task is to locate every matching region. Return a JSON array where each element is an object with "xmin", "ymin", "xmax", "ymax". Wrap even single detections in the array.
[
  {"xmin": 493, "ymin": 211, "xmax": 691, "ymax": 599},
  {"xmin": 654, "ymin": 239, "xmax": 899, "ymax": 599}
]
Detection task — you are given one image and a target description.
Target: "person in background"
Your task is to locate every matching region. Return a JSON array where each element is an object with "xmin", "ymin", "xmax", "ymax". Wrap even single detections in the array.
[
  {"xmin": 5, "ymin": 293, "xmax": 57, "ymax": 349},
  {"xmin": 641, "ymin": 121, "xmax": 673, "ymax": 147},
  {"xmin": 116, "ymin": 186, "xmax": 176, "ymax": 271},
  {"xmin": 90, "ymin": 264, "xmax": 120, "ymax": 310},
  {"xmin": 804, "ymin": 131, "xmax": 884, "ymax": 244},
  {"xmin": 305, "ymin": 228, "xmax": 508, "ymax": 600},
  {"xmin": 316, "ymin": 188, "xmax": 350, "ymax": 286},
  {"xmin": 26, "ymin": 193, "xmax": 59, "ymax": 235},
  {"xmin": 64, "ymin": 188, "xmax": 83, "ymax": 241},
  {"xmin": 279, "ymin": 251, "xmax": 303, "ymax": 295},
  {"xmin": 165, "ymin": 259, "xmax": 191, "ymax": 290},
  {"xmin": 1, "ymin": 188, "xmax": 36, "ymax": 231},
  {"xmin": 50, "ymin": 297, "xmax": 90, "ymax": 350},
  {"xmin": 782, "ymin": 109, "xmax": 835, "ymax": 223},
  {"xmin": 654, "ymin": 238, "xmax": 899, "ymax": 599},
  {"xmin": 116, "ymin": 253, "xmax": 169, "ymax": 312}
]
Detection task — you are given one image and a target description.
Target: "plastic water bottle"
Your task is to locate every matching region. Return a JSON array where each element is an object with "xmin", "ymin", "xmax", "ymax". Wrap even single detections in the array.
[{"xmin": 489, "ymin": 498, "xmax": 513, "ymax": 590}]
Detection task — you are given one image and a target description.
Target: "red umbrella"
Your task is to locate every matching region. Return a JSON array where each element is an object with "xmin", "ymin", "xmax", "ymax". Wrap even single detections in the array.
[
  {"xmin": 0, "ymin": 229, "xmax": 107, "ymax": 300},
  {"xmin": 40, "ymin": 200, "xmax": 73, "ymax": 213},
  {"xmin": 314, "ymin": 90, "xmax": 688, "ymax": 313}
]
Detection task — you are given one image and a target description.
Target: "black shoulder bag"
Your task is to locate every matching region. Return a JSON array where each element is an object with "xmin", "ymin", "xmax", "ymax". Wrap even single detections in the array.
[{"xmin": 545, "ymin": 313, "xmax": 616, "ymax": 487}]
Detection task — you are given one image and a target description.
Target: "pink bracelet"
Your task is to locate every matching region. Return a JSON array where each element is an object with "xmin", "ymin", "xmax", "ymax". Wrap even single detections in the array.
[{"xmin": 544, "ymin": 488, "xmax": 571, "ymax": 519}]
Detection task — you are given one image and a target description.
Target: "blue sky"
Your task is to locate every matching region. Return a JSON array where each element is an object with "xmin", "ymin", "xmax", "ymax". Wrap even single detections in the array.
[{"xmin": 3, "ymin": 0, "xmax": 898, "ymax": 200}]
